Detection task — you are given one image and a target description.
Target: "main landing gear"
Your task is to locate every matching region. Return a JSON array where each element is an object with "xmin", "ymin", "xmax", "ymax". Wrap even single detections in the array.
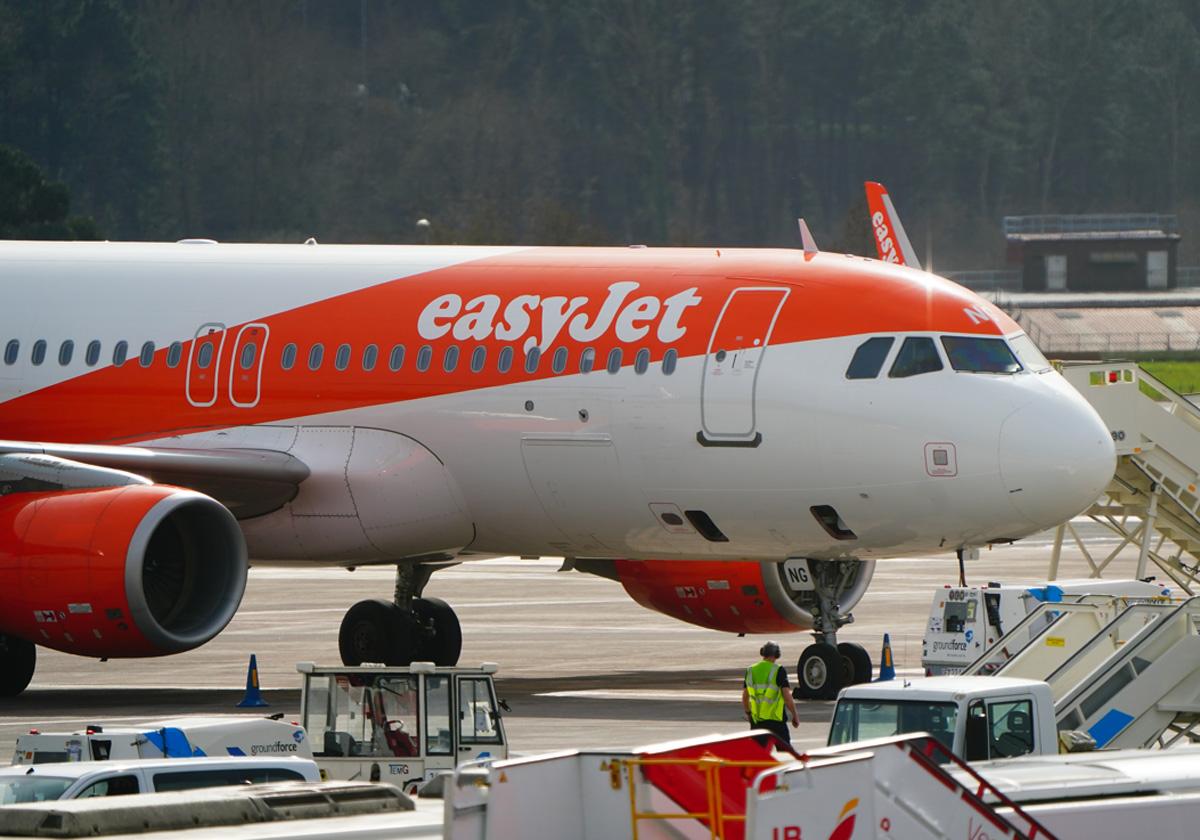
[
  {"xmin": 794, "ymin": 560, "xmax": 873, "ymax": 701},
  {"xmin": 0, "ymin": 632, "xmax": 36, "ymax": 697},
  {"xmin": 338, "ymin": 564, "xmax": 462, "ymax": 667}
]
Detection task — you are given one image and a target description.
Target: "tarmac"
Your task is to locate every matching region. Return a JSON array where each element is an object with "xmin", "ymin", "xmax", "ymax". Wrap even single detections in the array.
[{"xmin": 0, "ymin": 519, "xmax": 1143, "ymax": 760}]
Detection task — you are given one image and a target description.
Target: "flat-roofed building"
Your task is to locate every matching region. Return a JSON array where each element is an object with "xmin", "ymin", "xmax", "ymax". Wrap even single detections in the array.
[{"xmin": 1005, "ymin": 214, "xmax": 1180, "ymax": 292}]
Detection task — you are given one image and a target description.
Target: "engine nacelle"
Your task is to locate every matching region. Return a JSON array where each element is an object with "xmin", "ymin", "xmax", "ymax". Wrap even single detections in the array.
[
  {"xmin": 609, "ymin": 558, "xmax": 875, "ymax": 634},
  {"xmin": 0, "ymin": 485, "xmax": 247, "ymax": 658}
]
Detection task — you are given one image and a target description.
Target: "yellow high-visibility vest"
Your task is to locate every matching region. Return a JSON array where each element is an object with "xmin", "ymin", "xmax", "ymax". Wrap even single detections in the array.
[{"xmin": 745, "ymin": 660, "xmax": 784, "ymax": 722}]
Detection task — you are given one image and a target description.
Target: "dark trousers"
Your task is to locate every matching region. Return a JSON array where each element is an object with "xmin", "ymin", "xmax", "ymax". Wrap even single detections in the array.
[{"xmin": 750, "ymin": 718, "xmax": 791, "ymax": 745}]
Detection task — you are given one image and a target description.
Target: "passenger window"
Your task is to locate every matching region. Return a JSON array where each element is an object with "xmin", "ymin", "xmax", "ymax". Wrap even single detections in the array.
[
  {"xmin": 112, "ymin": 340, "xmax": 128, "ymax": 367},
  {"xmin": 31, "ymin": 339, "xmax": 46, "ymax": 366},
  {"xmin": 888, "ymin": 337, "xmax": 943, "ymax": 378},
  {"xmin": 662, "ymin": 348, "xmax": 677, "ymax": 375},
  {"xmin": 85, "ymin": 340, "xmax": 101, "ymax": 367},
  {"xmin": 498, "ymin": 346, "xmax": 514, "ymax": 373},
  {"xmin": 416, "ymin": 345, "xmax": 433, "ymax": 372},
  {"xmin": 524, "ymin": 347, "xmax": 540, "ymax": 373},
  {"xmin": 941, "ymin": 336, "xmax": 1021, "ymax": 374},
  {"xmin": 580, "ymin": 347, "xmax": 596, "ymax": 373},
  {"xmin": 152, "ymin": 768, "xmax": 303, "ymax": 792},
  {"xmin": 552, "ymin": 346, "xmax": 568, "ymax": 374},
  {"xmin": 196, "ymin": 341, "xmax": 214, "ymax": 369},
  {"xmin": 470, "ymin": 346, "xmax": 486, "ymax": 373},
  {"xmin": 308, "ymin": 343, "xmax": 324, "ymax": 370},
  {"xmin": 139, "ymin": 341, "xmax": 155, "ymax": 367},
  {"xmin": 280, "ymin": 343, "xmax": 297, "ymax": 370},
  {"xmin": 76, "ymin": 775, "xmax": 139, "ymax": 797},
  {"xmin": 988, "ymin": 699, "xmax": 1034, "ymax": 759},
  {"xmin": 846, "ymin": 336, "xmax": 895, "ymax": 379},
  {"xmin": 4, "ymin": 339, "xmax": 18, "ymax": 365},
  {"xmin": 58, "ymin": 340, "xmax": 74, "ymax": 366},
  {"xmin": 362, "ymin": 344, "xmax": 378, "ymax": 371},
  {"xmin": 634, "ymin": 348, "xmax": 650, "ymax": 375},
  {"xmin": 334, "ymin": 343, "xmax": 351, "ymax": 371},
  {"xmin": 389, "ymin": 344, "xmax": 405, "ymax": 371},
  {"xmin": 606, "ymin": 348, "xmax": 622, "ymax": 374},
  {"xmin": 240, "ymin": 342, "xmax": 258, "ymax": 370},
  {"xmin": 167, "ymin": 342, "xmax": 183, "ymax": 368},
  {"xmin": 444, "ymin": 345, "xmax": 460, "ymax": 372}
]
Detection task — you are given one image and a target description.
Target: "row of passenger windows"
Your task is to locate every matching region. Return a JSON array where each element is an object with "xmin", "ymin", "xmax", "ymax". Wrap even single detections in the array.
[
  {"xmin": 846, "ymin": 335, "xmax": 1046, "ymax": 380},
  {"xmin": 280, "ymin": 343, "xmax": 680, "ymax": 377},
  {"xmin": 0, "ymin": 338, "xmax": 681, "ymax": 377}
]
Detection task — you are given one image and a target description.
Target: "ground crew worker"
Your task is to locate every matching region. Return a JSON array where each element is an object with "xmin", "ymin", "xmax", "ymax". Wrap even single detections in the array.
[{"xmin": 742, "ymin": 640, "xmax": 800, "ymax": 744}]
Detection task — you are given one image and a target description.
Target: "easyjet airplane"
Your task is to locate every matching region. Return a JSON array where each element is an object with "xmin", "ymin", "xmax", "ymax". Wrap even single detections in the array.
[{"xmin": 0, "ymin": 217, "xmax": 1115, "ymax": 700}]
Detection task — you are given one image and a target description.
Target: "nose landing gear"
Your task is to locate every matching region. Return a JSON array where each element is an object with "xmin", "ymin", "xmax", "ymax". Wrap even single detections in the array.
[
  {"xmin": 338, "ymin": 563, "xmax": 462, "ymax": 667},
  {"xmin": 793, "ymin": 560, "xmax": 874, "ymax": 700}
]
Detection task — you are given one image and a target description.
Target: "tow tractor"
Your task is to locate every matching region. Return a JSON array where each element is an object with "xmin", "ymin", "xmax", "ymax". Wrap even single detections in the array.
[{"xmin": 296, "ymin": 660, "xmax": 508, "ymax": 794}]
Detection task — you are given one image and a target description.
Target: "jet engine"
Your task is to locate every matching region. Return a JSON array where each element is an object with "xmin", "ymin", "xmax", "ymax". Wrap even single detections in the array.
[
  {"xmin": 0, "ymin": 484, "xmax": 247, "ymax": 658},
  {"xmin": 576, "ymin": 558, "xmax": 874, "ymax": 634}
]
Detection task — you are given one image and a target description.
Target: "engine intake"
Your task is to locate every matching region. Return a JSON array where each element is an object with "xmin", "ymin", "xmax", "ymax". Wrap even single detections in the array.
[{"xmin": 0, "ymin": 485, "xmax": 247, "ymax": 657}]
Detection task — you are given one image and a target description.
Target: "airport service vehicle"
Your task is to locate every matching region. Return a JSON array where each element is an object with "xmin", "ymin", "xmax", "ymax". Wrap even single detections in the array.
[
  {"xmin": 0, "ymin": 756, "xmax": 320, "ymax": 803},
  {"xmin": 297, "ymin": 661, "xmax": 506, "ymax": 794},
  {"xmin": 922, "ymin": 579, "xmax": 1170, "ymax": 675},
  {"xmin": 11, "ymin": 716, "xmax": 312, "ymax": 766},
  {"xmin": 832, "ymin": 595, "xmax": 1200, "ymax": 761},
  {"xmin": 0, "ymin": 212, "xmax": 1116, "ymax": 702},
  {"xmin": 438, "ymin": 729, "xmax": 1200, "ymax": 839}
]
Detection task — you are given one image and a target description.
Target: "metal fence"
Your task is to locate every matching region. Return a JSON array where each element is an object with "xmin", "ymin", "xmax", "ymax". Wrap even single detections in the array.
[{"xmin": 1022, "ymin": 325, "xmax": 1200, "ymax": 355}]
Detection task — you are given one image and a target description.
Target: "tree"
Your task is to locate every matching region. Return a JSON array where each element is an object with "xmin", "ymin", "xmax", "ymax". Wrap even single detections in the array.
[{"xmin": 0, "ymin": 145, "xmax": 99, "ymax": 239}]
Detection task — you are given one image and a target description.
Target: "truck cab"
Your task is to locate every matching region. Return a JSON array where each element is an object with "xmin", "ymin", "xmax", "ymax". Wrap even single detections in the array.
[
  {"xmin": 297, "ymin": 661, "xmax": 507, "ymax": 794},
  {"xmin": 828, "ymin": 677, "xmax": 1058, "ymax": 763},
  {"xmin": 922, "ymin": 579, "xmax": 1170, "ymax": 675}
]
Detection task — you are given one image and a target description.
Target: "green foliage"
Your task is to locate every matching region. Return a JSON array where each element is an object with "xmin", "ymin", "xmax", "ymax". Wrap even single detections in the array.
[
  {"xmin": 0, "ymin": 145, "xmax": 98, "ymax": 239},
  {"xmin": 1, "ymin": 1, "xmax": 1199, "ymax": 253},
  {"xmin": 1141, "ymin": 361, "xmax": 1200, "ymax": 396}
]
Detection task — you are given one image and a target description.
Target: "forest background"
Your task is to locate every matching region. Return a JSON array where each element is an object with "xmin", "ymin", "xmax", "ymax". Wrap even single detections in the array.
[{"xmin": 2, "ymin": 0, "xmax": 1199, "ymax": 269}]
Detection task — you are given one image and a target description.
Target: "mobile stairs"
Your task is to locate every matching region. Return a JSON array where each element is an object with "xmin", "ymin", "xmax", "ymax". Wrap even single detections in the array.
[
  {"xmin": 1059, "ymin": 362, "xmax": 1200, "ymax": 593},
  {"xmin": 961, "ymin": 594, "xmax": 1200, "ymax": 749}
]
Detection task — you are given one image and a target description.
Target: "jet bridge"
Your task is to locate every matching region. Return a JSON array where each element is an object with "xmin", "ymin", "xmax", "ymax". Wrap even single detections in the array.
[{"xmin": 1058, "ymin": 362, "xmax": 1200, "ymax": 593}]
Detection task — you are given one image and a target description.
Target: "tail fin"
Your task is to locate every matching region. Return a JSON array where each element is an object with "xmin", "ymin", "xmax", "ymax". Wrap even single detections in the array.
[{"xmin": 864, "ymin": 181, "xmax": 921, "ymax": 269}]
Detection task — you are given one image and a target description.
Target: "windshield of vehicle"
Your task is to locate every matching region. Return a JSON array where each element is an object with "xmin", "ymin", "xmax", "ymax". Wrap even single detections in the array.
[
  {"xmin": 0, "ymin": 775, "xmax": 73, "ymax": 803},
  {"xmin": 940, "ymin": 336, "xmax": 1022, "ymax": 374},
  {"xmin": 828, "ymin": 699, "xmax": 958, "ymax": 755}
]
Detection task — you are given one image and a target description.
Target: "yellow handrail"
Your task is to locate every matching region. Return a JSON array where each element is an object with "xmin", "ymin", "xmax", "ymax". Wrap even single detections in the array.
[{"xmin": 617, "ymin": 755, "xmax": 782, "ymax": 840}]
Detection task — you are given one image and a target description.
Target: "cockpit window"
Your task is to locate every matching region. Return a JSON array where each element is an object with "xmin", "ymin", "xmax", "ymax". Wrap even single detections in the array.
[
  {"xmin": 888, "ymin": 337, "xmax": 943, "ymax": 378},
  {"xmin": 1008, "ymin": 333, "xmax": 1052, "ymax": 373},
  {"xmin": 846, "ymin": 337, "xmax": 894, "ymax": 380},
  {"xmin": 941, "ymin": 336, "xmax": 1021, "ymax": 374}
]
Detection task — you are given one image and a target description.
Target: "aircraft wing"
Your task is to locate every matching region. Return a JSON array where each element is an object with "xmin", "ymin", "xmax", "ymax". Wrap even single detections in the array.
[
  {"xmin": 864, "ymin": 181, "xmax": 921, "ymax": 269},
  {"xmin": 0, "ymin": 440, "xmax": 309, "ymax": 519}
]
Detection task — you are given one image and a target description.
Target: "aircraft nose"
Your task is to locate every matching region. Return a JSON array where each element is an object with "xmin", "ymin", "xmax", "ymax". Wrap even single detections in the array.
[{"xmin": 998, "ymin": 387, "xmax": 1116, "ymax": 530}]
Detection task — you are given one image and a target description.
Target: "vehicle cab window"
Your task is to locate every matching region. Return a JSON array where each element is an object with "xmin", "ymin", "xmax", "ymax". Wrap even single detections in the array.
[
  {"xmin": 458, "ymin": 677, "xmax": 502, "ymax": 745},
  {"xmin": 76, "ymin": 775, "xmax": 139, "ymax": 798},
  {"xmin": 846, "ymin": 336, "xmax": 895, "ymax": 379},
  {"xmin": 888, "ymin": 336, "xmax": 943, "ymax": 378}
]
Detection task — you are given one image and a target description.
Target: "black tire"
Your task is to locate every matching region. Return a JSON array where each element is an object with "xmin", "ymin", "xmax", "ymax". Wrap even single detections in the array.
[
  {"xmin": 837, "ymin": 642, "xmax": 873, "ymax": 685},
  {"xmin": 412, "ymin": 597, "xmax": 462, "ymax": 666},
  {"xmin": 339, "ymin": 599, "xmax": 413, "ymax": 666},
  {"xmin": 795, "ymin": 643, "xmax": 843, "ymax": 700},
  {"xmin": 0, "ymin": 633, "xmax": 36, "ymax": 697}
]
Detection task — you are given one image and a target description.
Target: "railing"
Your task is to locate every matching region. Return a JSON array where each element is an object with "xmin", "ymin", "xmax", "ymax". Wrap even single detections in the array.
[
  {"xmin": 1003, "ymin": 214, "xmax": 1178, "ymax": 235},
  {"xmin": 1027, "ymin": 330, "xmax": 1200, "ymax": 355},
  {"xmin": 620, "ymin": 755, "xmax": 781, "ymax": 840}
]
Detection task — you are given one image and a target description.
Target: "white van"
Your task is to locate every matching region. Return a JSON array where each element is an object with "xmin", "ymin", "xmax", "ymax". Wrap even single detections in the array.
[
  {"xmin": 0, "ymin": 756, "xmax": 320, "ymax": 804},
  {"xmin": 922, "ymin": 579, "xmax": 1170, "ymax": 675}
]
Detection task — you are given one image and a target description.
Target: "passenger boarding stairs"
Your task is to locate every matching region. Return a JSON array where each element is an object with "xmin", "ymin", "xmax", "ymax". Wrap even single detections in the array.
[
  {"xmin": 444, "ymin": 731, "xmax": 1054, "ymax": 839},
  {"xmin": 1059, "ymin": 362, "xmax": 1200, "ymax": 593},
  {"xmin": 962, "ymin": 594, "xmax": 1200, "ymax": 749}
]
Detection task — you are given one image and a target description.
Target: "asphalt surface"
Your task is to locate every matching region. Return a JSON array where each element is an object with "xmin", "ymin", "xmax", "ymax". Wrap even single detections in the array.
[{"xmin": 0, "ymin": 519, "xmax": 1147, "ymax": 759}]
